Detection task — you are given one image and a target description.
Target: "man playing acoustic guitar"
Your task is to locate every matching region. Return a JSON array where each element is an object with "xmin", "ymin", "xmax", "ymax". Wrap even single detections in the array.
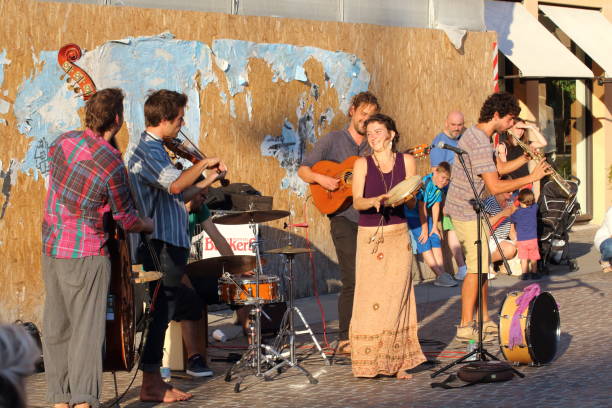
[{"xmin": 298, "ymin": 91, "xmax": 379, "ymax": 353}]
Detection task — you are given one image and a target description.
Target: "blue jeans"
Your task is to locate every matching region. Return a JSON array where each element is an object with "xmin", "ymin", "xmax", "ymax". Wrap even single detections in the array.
[{"xmin": 600, "ymin": 237, "xmax": 612, "ymax": 262}]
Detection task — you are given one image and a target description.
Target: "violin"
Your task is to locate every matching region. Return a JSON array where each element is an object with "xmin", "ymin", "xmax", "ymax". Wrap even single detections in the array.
[{"xmin": 163, "ymin": 131, "xmax": 230, "ymax": 187}]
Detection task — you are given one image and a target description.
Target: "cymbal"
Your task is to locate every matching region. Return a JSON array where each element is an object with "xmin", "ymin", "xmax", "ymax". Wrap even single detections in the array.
[
  {"xmin": 212, "ymin": 210, "xmax": 290, "ymax": 225},
  {"xmin": 265, "ymin": 245, "xmax": 314, "ymax": 255},
  {"xmin": 185, "ymin": 255, "xmax": 259, "ymax": 278}
]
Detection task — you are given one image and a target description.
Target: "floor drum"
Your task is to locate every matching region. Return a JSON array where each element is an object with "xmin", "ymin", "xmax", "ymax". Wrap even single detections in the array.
[{"xmin": 498, "ymin": 290, "xmax": 560, "ymax": 365}]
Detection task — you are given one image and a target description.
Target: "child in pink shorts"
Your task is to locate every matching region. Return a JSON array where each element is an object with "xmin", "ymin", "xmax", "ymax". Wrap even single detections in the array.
[{"xmin": 509, "ymin": 188, "xmax": 541, "ymax": 280}]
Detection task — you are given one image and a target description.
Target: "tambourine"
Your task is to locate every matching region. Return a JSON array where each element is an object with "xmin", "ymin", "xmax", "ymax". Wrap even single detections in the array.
[{"xmin": 384, "ymin": 175, "xmax": 423, "ymax": 207}]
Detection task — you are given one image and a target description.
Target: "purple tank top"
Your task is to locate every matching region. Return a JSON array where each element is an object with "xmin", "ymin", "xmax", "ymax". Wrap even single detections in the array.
[{"xmin": 359, "ymin": 154, "xmax": 407, "ymax": 226}]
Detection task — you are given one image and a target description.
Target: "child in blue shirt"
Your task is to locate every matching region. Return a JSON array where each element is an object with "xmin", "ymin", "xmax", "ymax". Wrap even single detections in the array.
[
  {"xmin": 509, "ymin": 188, "xmax": 541, "ymax": 280},
  {"xmin": 405, "ymin": 162, "xmax": 457, "ymax": 287}
]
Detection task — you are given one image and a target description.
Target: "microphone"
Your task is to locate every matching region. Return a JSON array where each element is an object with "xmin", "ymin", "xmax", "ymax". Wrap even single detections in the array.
[{"xmin": 436, "ymin": 141, "xmax": 466, "ymax": 155}]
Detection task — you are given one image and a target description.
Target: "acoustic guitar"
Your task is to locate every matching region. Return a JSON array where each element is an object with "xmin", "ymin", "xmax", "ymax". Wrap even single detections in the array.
[{"xmin": 309, "ymin": 144, "xmax": 431, "ymax": 214}]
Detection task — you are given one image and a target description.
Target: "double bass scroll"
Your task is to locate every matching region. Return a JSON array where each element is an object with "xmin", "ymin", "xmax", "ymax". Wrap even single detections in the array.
[{"xmin": 57, "ymin": 43, "xmax": 96, "ymax": 100}]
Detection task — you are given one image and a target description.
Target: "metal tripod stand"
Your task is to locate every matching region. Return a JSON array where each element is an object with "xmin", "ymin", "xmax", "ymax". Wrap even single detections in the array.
[
  {"xmin": 223, "ymin": 217, "xmax": 297, "ymax": 392},
  {"xmin": 263, "ymin": 248, "xmax": 329, "ymax": 381},
  {"xmin": 430, "ymin": 152, "xmax": 524, "ymax": 379}
]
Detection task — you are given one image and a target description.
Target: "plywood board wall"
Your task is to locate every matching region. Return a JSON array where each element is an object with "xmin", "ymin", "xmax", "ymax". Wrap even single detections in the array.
[{"xmin": 0, "ymin": 0, "xmax": 496, "ymax": 324}]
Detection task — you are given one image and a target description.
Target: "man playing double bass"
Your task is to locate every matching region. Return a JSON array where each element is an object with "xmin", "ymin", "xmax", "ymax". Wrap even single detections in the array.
[
  {"xmin": 125, "ymin": 89, "xmax": 227, "ymax": 402},
  {"xmin": 41, "ymin": 88, "xmax": 154, "ymax": 408}
]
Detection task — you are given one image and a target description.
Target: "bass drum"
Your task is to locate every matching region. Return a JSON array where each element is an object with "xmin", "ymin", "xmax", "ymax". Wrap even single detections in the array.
[{"xmin": 498, "ymin": 291, "xmax": 560, "ymax": 365}]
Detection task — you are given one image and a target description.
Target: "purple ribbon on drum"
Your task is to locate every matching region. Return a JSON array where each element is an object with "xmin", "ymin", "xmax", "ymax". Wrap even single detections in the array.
[{"xmin": 509, "ymin": 283, "xmax": 541, "ymax": 349}]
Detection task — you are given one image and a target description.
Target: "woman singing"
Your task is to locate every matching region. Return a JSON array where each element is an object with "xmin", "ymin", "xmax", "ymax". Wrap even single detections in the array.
[{"xmin": 350, "ymin": 113, "xmax": 426, "ymax": 378}]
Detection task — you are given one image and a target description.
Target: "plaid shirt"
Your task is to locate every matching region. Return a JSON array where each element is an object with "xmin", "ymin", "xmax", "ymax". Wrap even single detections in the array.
[{"xmin": 42, "ymin": 128, "xmax": 139, "ymax": 258}]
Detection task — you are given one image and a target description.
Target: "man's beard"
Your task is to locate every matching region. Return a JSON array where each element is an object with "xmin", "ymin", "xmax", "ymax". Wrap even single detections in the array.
[{"xmin": 356, "ymin": 123, "xmax": 366, "ymax": 136}]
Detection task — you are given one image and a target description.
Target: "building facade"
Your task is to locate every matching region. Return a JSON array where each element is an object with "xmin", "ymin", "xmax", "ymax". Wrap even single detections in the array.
[{"xmin": 489, "ymin": 0, "xmax": 612, "ymax": 224}]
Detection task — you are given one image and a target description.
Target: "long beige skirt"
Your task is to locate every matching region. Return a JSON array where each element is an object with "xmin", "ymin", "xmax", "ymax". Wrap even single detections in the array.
[{"xmin": 350, "ymin": 223, "xmax": 426, "ymax": 377}]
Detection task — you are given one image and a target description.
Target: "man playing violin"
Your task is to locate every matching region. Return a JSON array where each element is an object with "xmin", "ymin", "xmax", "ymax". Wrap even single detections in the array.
[
  {"xmin": 125, "ymin": 89, "xmax": 227, "ymax": 403},
  {"xmin": 297, "ymin": 91, "xmax": 379, "ymax": 353},
  {"xmin": 42, "ymin": 88, "xmax": 154, "ymax": 408}
]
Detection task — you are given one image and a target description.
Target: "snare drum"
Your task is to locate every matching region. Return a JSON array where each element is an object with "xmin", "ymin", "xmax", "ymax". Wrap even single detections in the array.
[
  {"xmin": 218, "ymin": 275, "xmax": 280, "ymax": 305},
  {"xmin": 499, "ymin": 290, "xmax": 560, "ymax": 365}
]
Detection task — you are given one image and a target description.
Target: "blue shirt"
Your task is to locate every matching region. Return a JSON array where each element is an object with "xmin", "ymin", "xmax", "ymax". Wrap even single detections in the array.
[
  {"xmin": 509, "ymin": 203, "xmax": 539, "ymax": 241},
  {"xmin": 125, "ymin": 131, "xmax": 190, "ymax": 252},
  {"xmin": 430, "ymin": 132, "xmax": 460, "ymax": 167}
]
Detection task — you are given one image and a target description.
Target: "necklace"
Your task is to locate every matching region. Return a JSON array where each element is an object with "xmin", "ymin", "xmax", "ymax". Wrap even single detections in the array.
[{"xmin": 369, "ymin": 153, "xmax": 395, "ymax": 259}]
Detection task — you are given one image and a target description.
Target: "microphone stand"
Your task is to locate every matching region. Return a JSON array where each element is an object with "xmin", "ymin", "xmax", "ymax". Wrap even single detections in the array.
[{"xmin": 430, "ymin": 151, "xmax": 524, "ymax": 379}]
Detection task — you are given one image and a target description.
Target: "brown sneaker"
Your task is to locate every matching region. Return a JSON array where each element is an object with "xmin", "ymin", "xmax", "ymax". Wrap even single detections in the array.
[
  {"xmin": 600, "ymin": 260, "xmax": 612, "ymax": 273},
  {"xmin": 483, "ymin": 320, "xmax": 497, "ymax": 333}
]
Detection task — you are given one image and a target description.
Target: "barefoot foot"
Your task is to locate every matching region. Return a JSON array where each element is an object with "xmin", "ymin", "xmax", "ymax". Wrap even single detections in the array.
[
  {"xmin": 140, "ymin": 371, "xmax": 192, "ymax": 402},
  {"xmin": 337, "ymin": 340, "xmax": 351, "ymax": 354},
  {"xmin": 396, "ymin": 370, "xmax": 413, "ymax": 379}
]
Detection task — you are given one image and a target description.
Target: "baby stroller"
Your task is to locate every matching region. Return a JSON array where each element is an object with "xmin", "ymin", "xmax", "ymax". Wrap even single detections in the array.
[{"xmin": 537, "ymin": 176, "xmax": 581, "ymax": 273}]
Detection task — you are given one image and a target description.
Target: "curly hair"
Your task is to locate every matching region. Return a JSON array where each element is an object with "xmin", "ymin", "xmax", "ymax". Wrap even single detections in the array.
[
  {"xmin": 364, "ymin": 113, "xmax": 399, "ymax": 152},
  {"xmin": 478, "ymin": 92, "xmax": 521, "ymax": 123},
  {"xmin": 349, "ymin": 91, "xmax": 380, "ymax": 115}
]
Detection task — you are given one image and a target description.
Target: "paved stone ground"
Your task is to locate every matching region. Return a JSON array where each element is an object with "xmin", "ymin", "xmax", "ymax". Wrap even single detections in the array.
[{"xmin": 26, "ymin": 225, "xmax": 612, "ymax": 408}]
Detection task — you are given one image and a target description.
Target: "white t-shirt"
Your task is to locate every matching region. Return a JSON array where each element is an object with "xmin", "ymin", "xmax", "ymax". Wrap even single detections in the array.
[{"xmin": 594, "ymin": 207, "xmax": 612, "ymax": 250}]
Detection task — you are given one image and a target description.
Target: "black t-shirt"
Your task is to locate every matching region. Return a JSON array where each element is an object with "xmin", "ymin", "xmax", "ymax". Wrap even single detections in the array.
[{"xmin": 506, "ymin": 145, "xmax": 529, "ymax": 179}]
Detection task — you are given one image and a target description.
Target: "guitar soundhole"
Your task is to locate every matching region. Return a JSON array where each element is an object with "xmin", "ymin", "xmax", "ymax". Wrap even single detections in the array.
[{"xmin": 344, "ymin": 171, "xmax": 352, "ymax": 184}]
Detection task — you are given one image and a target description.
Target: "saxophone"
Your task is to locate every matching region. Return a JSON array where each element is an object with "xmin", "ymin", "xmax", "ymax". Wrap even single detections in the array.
[{"xmin": 509, "ymin": 131, "xmax": 574, "ymax": 198}]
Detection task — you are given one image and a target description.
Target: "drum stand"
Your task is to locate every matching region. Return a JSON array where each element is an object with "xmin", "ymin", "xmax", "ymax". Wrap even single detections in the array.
[
  {"xmin": 224, "ymin": 219, "xmax": 293, "ymax": 392},
  {"xmin": 431, "ymin": 153, "xmax": 524, "ymax": 379},
  {"xmin": 263, "ymin": 250, "xmax": 327, "ymax": 381}
]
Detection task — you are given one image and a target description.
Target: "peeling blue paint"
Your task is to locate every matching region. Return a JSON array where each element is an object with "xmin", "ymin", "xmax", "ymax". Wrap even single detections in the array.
[
  {"xmin": 0, "ymin": 49, "xmax": 12, "ymax": 123},
  {"xmin": 229, "ymin": 99, "xmax": 236, "ymax": 119},
  {"xmin": 0, "ymin": 49, "xmax": 10, "ymax": 87},
  {"xmin": 245, "ymin": 91, "xmax": 253, "ymax": 121},
  {"xmin": 14, "ymin": 34, "xmax": 217, "ymax": 177},
  {"xmin": 212, "ymin": 39, "xmax": 370, "ymax": 112},
  {"xmin": 13, "ymin": 34, "xmax": 370, "ymax": 197},
  {"xmin": 260, "ymin": 94, "xmax": 319, "ymax": 197}
]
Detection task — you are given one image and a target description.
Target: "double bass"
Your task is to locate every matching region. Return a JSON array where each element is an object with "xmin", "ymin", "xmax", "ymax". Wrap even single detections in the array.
[
  {"xmin": 103, "ymin": 217, "xmax": 136, "ymax": 372},
  {"xmin": 58, "ymin": 43, "xmax": 136, "ymax": 371}
]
